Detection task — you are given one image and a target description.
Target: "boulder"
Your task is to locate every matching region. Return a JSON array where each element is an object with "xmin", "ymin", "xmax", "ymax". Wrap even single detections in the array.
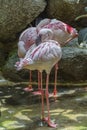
[
  {"xmin": 59, "ymin": 46, "xmax": 87, "ymax": 81},
  {"xmin": 2, "ymin": 46, "xmax": 87, "ymax": 83},
  {"xmin": 0, "ymin": 0, "xmax": 46, "ymax": 42},
  {"xmin": 46, "ymin": 0, "xmax": 86, "ymax": 26},
  {"xmin": 0, "ymin": 42, "xmax": 5, "ymax": 66},
  {"xmin": 78, "ymin": 28, "xmax": 87, "ymax": 48},
  {"xmin": 78, "ymin": 27, "xmax": 87, "ymax": 43},
  {"xmin": 2, "ymin": 50, "xmax": 25, "ymax": 82}
]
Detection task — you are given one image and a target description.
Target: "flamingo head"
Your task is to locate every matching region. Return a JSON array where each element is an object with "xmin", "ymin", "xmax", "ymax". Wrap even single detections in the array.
[
  {"xmin": 36, "ymin": 28, "xmax": 53, "ymax": 45},
  {"xmin": 16, "ymin": 58, "xmax": 33, "ymax": 71},
  {"xmin": 17, "ymin": 41, "xmax": 27, "ymax": 58}
]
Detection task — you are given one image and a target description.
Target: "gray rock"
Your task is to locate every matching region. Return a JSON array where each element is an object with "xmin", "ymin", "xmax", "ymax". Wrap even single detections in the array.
[
  {"xmin": 0, "ymin": 0, "xmax": 46, "ymax": 42},
  {"xmin": 78, "ymin": 28, "xmax": 87, "ymax": 43},
  {"xmin": 2, "ymin": 45, "xmax": 87, "ymax": 82},
  {"xmin": 85, "ymin": 6, "xmax": 87, "ymax": 12},
  {"xmin": 2, "ymin": 51, "xmax": 23, "ymax": 82},
  {"xmin": 46, "ymin": 0, "xmax": 86, "ymax": 25},
  {"xmin": 59, "ymin": 46, "xmax": 87, "ymax": 81},
  {"xmin": 0, "ymin": 42, "xmax": 5, "ymax": 66}
]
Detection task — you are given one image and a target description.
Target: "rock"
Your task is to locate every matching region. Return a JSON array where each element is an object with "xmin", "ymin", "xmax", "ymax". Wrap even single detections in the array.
[
  {"xmin": 78, "ymin": 27, "xmax": 87, "ymax": 43},
  {"xmin": 78, "ymin": 28, "xmax": 87, "ymax": 48},
  {"xmin": 46, "ymin": 0, "xmax": 86, "ymax": 26},
  {"xmin": 2, "ymin": 45, "xmax": 87, "ymax": 82},
  {"xmin": 85, "ymin": 6, "xmax": 87, "ymax": 12},
  {"xmin": 59, "ymin": 46, "xmax": 87, "ymax": 81},
  {"xmin": 0, "ymin": 0, "xmax": 46, "ymax": 42},
  {"xmin": 79, "ymin": 41, "xmax": 87, "ymax": 48},
  {"xmin": 2, "ymin": 51, "xmax": 23, "ymax": 82},
  {"xmin": 0, "ymin": 43, "xmax": 5, "ymax": 66},
  {"xmin": 0, "ymin": 71, "xmax": 5, "ymax": 80}
]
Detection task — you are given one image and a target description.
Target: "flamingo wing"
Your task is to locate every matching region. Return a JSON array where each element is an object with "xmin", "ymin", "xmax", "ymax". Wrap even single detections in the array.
[{"xmin": 29, "ymin": 40, "xmax": 62, "ymax": 62}]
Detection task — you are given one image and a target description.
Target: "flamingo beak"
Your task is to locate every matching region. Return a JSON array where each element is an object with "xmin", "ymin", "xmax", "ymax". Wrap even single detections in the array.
[
  {"xmin": 73, "ymin": 33, "xmax": 78, "ymax": 38},
  {"xmin": 36, "ymin": 35, "xmax": 41, "ymax": 46},
  {"xmin": 15, "ymin": 63, "xmax": 23, "ymax": 71},
  {"xmin": 16, "ymin": 66, "xmax": 22, "ymax": 71}
]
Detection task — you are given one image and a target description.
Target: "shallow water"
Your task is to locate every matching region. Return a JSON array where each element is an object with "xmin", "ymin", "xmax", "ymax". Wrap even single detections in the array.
[{"xmin": 0, "ymin": 85, "xmax": 87, "ymax": 130}]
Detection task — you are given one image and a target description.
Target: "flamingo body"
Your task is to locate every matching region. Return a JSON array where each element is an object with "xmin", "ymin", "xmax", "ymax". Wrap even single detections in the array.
[
  {"xmin": 37, "ymin": 19, "xmax": 78, "ymax": 46},
  {"xmin": 18, "ymin": 27, "xmax": 37, "ymax": 58},
  {"xmin": 17, "ymin": 40, "xmax": 62, "ymax": 72},
  {"xmin": 18, "ymin": 19, "xmax": 78, "ymax": 59}
]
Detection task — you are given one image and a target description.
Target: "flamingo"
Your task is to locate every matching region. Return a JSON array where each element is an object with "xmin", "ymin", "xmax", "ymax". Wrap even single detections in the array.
[
  {"xmin": 16, "ymin": 29, "xmax": 62, "ymax": 128},
  {"xmin": 36, "ymin": 22, "xmax": 78, "ymax": 99},
  {"xmin": 36, "ymin": 19, "xmax": 78, "ymax": 97},
  {"xmin": 16, "ymin": 18, "xmax": 78, "ymax": 96},
  {"xmin": 37, "ymin": 18, "xmax": 78, "ymax": 46},
  {"xmin": 16, "ymin": 27, "xmax": 39, "ymax": 91},
  {"xmin": 16, "ymin": 20, "xmax": 51, "ymax": 92}
]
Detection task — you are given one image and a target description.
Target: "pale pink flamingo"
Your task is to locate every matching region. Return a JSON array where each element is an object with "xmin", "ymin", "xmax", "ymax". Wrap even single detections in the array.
[
  {"xmin": 37, "ymin": 18, "xmax": 78, "ymax": 46},
  {"xmin": 36, "ymin": 22, "xmax": 78, "ymax": 99},
  {"xmin": 16, "ymin": 29, "xmax": 62, "ymax": 128},
  {"xmin": 16, "ymin": 27, "xmax": 39, "ymax": 91},
  {"xmin": 16, "ymin": 20, "xmax": 51, "ymax": 92},
  {"xmin": 16, "ymin": 18, "xmax": 78, "ymax": 96},
  {"xmin": 16, "ymin": 26, "xmax": 52, "ymax": 93}
]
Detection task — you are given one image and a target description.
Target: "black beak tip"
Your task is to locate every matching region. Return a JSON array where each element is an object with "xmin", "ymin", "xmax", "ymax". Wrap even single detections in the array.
[{"xmin": 36, "ymin": 36, "xmax": 41, "ymax": 46}]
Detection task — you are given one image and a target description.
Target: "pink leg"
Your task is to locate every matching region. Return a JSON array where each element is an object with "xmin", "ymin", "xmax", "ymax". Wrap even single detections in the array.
[
  {"xmin": 24, "ymin": 70, "xmax": 33, "ymax": 92},
  {"xmin": 40, "ymin": 72, "xmax": 45, "ymax": 119},
  {"xmin": 32, "ymin": 71, "xmax": 42, "ymax": 95},
  {"xmin": 53, "ymin": 63, "xmax": 58, "ymax": 101},
  {"xmin": 45, "ymin": 73, "xmax": 57, "ymax": 128},
  {"xmin": 38, "ymin": 71, "xmax": 41, "ymax": 90}
]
